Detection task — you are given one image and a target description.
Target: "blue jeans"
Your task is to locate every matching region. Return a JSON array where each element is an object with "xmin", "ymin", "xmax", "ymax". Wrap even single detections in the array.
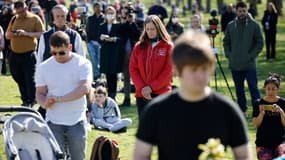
[
  {"xmin": 48, "ymin": 121, "xmax": 87, "ymax": 160},
  {"xmin": 231, "ymin": 69, "xmax": 260, "ymax": 112},
  {"xmin": 87, "ymin": 40, "xmax": 101, "ymax": 80}
]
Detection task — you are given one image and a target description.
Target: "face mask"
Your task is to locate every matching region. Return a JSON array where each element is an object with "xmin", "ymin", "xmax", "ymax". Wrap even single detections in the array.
[
  {"xmin": 106, "ymin": 14, "xmax": 114, "ymax": 20},
  {"xmin": 171, "ymin": 17, "xmax": 178, "ymax": 24}
]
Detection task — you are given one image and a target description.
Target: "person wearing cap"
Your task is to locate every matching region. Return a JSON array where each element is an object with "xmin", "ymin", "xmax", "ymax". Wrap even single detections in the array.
[{"xmin": 5, "ymin": 0, "xmax": 45, "ymax": 107}]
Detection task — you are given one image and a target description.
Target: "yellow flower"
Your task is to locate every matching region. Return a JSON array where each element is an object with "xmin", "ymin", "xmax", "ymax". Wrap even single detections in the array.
[{"xmin": 198, "ymin": 138, "xmax": 227, "ymax": 160}]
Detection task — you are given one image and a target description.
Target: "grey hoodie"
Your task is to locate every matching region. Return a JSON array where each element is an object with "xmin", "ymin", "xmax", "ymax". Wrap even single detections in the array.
[{"xmin": 223, "ymin": 14, "xmax": 264, "ymax": 71}]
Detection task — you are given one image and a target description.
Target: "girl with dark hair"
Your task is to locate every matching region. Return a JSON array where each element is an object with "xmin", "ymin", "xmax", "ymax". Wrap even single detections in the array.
[
  {"xmin": 165, "ymin": 12, "xmax": 184, "ymax": 41},
  {"xmin": 252, "ymin": 73, "xmax": 285, "ymax": 159},
  {"xmin": 129, "ymin": 15, "xmax": 173, "ymax": 119}
]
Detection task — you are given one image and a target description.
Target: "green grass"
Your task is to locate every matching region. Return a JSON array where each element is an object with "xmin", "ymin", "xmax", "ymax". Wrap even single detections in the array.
[{"xmin": 1, "ymin": 0, "xmax": 285, "ymax": 159}]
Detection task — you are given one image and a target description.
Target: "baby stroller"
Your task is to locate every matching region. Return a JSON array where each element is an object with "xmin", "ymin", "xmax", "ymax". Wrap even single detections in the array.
[{"xmin": 0, "ymin": 106, "xmax": 64, "ymax": 160}]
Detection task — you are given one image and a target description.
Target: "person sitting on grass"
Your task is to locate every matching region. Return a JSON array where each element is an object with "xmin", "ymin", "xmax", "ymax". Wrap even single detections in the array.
[
  {"xmin": 91, "ymin": 86, "xmax": 132, "ymax": 133},
  {"xmin": 253, "ymin": 73, "xmax": 285, "ymax": 160}
]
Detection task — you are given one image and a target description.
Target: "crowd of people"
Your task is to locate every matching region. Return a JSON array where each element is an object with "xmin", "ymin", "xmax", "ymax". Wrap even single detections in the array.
[{"xmin": 0, "ymin": 0, "xmax": 284, "ymax": 159}]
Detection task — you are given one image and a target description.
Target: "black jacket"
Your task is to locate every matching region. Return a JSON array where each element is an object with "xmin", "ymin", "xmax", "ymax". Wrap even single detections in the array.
[
  {"xmin": 261, "ymin": 10, "xmax": 278, "ymax": 32},
  {"xmin": 86, "ymin": 14, "xmax": 104, "ymax": 41},
  {"xmin": 118, "ymin": 21, "xmax": 141, "ymax": 49}
]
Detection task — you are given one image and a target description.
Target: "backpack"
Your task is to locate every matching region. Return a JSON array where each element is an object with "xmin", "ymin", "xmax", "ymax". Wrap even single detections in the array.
[{"xmin": 90, "ymin": 136, "xmax": 120, "ymax": 160}]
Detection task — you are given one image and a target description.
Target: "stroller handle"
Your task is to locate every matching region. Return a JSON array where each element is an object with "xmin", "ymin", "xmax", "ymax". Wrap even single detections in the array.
[{"xmin": 0, "ymin": 106, "xmax": 40, "ymax": 116}]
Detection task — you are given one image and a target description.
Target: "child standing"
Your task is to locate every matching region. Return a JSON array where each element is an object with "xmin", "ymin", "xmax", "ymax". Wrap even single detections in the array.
[
  {"xmin": 253, "ymin": 73, "xmax": 285, "ymax": 159},
  {"xmin": 91, "ymin": 86, "xmax": 132, "ymax": 133}
]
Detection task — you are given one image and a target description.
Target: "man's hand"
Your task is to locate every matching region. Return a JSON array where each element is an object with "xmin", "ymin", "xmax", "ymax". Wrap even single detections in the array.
[
  {"xmin": 45, "ymin": 97, "xmax": 56, "ymax": 108},
  {"xmin": 16, "ymin": 29, "xmax": 27, "ymax": 36}
]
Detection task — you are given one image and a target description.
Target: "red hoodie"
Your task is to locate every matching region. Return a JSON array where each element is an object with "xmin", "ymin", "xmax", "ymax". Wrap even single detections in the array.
[{"xmin": 129, "ymin": 40, "xmax": 173, "ymax": 98}]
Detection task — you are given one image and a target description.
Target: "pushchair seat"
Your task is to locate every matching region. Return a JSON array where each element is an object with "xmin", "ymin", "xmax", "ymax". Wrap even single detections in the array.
[{"xmin": 14, "ymin": 132, "xmax": 55, "ymax": 160}]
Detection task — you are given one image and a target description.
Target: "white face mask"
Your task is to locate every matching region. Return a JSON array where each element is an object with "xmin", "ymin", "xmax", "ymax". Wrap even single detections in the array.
[
  {"xmin": 106, "ymin": 14, "xmax": 114, "ymax": 20},
  {"xmin": 171, "ymin": 17, "xmax": 178, "ymax": 24}
]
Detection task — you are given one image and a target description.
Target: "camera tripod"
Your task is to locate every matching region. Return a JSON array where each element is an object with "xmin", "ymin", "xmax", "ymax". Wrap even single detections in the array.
[{"xmin": 210, "ymin": 34, "xmax": 235, "ymax": 101}]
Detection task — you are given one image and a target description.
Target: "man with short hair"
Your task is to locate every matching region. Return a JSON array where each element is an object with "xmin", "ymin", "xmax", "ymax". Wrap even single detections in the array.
[
  {"xmin": 134, "ymin": 30, "xmax": 251, "ymax": 160},
  {"xmin": 35, "ymin": 31, "xmax": 92, "ymax": 160},
  {"xmin": 86, "ymin": 2, "xmax": 104, "ymax": 80},
  {"xmin": 223, "ymin": 1, "xmax": 264, "ymax": 115},
  {"xmin": 5, "ymin": 0, "xmax": 45, "ymax": 107},
  {"xmin": 37, "ymin": 4, "xmax": 85, "ymax": 64}
]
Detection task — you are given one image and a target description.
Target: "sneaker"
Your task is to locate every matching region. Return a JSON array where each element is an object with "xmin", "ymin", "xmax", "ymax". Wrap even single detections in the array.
[
  {"xmin": 112, "ymin": 127, "xmax": 127, "ymax": 133},
  {"xmin": 86, "ymin": 123, "xmax": 92, "ymax": 131}
]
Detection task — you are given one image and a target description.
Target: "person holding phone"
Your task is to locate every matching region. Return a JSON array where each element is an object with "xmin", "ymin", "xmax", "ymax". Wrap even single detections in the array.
[
  {"xmin": 98, "ymin": 6, "xmax": 121, "ymax": 100},
  {"xmin": 252, "ymin": 73, "xmax": 285, "ymax": 159}
]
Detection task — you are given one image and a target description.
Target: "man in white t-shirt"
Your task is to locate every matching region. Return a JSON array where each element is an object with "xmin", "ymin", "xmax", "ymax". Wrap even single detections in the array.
[{"xmin": 35, "ymin": 31, "xmax": 92, "ymax": 160}]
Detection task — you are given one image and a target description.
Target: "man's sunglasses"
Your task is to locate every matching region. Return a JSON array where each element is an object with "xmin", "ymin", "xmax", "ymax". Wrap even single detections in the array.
[{"xmin": 51, "ymin": 51, "xmax": 66, "ymax": 56}]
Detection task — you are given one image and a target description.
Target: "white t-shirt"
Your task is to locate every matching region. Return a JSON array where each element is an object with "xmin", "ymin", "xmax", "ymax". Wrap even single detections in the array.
[{"xmin": 35, "ymin": 53, "xmax": 92, "ymax": 125}]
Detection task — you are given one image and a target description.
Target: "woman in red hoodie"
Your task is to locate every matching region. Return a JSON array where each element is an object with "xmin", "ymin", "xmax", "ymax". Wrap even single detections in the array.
[{"xmin": 129, "ymin": 15, "xmax": 173, "ymax": 119}]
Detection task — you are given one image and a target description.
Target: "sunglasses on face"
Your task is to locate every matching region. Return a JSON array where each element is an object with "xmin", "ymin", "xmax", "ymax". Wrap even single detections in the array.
[{"xmin": 51, "ymin": 51, "xmax": 66, "ymax": 56}]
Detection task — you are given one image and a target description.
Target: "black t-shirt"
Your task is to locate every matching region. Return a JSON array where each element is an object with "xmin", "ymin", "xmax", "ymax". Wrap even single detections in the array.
[
  {"xmin": 136, "ymin": 90, "xmax": 249, "ymax": 160},
  {"xmin": 252, "ymin": 98, "xmax": 285, "ymax": 148}
]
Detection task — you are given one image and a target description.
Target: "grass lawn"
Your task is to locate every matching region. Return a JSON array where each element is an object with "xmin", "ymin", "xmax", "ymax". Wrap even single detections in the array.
[{"xmin": 1, "ymin": 0, "xmax": 285, "ymax": 159}]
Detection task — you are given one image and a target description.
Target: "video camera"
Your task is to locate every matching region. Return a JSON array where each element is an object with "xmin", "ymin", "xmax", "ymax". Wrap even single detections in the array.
[
  {"xmin": 77, "ymin": 6, "xmax": 87, "ymax": 26},
  {"xmin": 206, "ymin": 9, "xmax": 219, "ymax": 37},
  {"xmin": 125, "ymin": 4, "xmax": 136, "ymax": 18}
]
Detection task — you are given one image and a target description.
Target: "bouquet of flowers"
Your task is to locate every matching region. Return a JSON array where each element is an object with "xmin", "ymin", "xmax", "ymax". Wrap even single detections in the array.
[{"xmin": 198, "ymin": 138, "xmax": 227, "ymax": 160}]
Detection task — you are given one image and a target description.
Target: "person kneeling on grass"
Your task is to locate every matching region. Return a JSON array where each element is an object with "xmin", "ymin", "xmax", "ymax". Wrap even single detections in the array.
[
  {"xmin": 253, "ymin": 73, "xmax": 285, "ymax": 160},
  {"xmin": 91, "ymin": 86, "xmax": 132, "ymax": 133}
]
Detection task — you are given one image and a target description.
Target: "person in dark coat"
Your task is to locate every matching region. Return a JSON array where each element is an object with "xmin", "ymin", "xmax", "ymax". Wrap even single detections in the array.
[
  {"xmin": 262, "ymin": 2, "xmax": 278, "ymax": 60},
  {"xmin": 99, "ymin": 6, "xmax": 121, "ymax": 100},
  {"xmin": 0, "ymin": 6, "xmax": 14, "ymax": 75},
  {"xmin": 118, "ymin": 11, "xmax": 141, "ymax": 106},
  {"xmin": 165, "ymin": 11, "xmax": 184, "ymax": 41},
  {"xmin": 221, "ymin": 3, "xmax": 236, "ymax": 32}
]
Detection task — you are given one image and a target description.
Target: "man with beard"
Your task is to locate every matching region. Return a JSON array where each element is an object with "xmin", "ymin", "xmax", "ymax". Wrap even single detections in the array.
[{"xmin": 223, "ymin": 1, "xmax": 264, "ymax": 116}]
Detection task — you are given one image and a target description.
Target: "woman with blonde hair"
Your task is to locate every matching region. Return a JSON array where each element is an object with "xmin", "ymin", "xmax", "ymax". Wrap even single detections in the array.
[
  {"xmin": 262, "ymin": 2, "xmax": 278, "ymax": 60},
  {"xmin": 129, "ymin": 15, "xmax": 173, "ymax": 119},
  {"xmin": 189, "ymin": 14, "xmax": 206, "ymax": 32},
  {"xmin": 99, "ymin": 6, "xmax": 121, "ymax": 100}
]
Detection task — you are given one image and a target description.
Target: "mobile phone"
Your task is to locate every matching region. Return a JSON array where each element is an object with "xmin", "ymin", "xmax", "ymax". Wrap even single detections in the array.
[
  {"xmin": 12, "ymin": 30, "xmax": 18, "ymax": 36},
  {"xmin": 31, "ymin": 7, "xmax": 40, "ymax": 13},
  {"xmin": 262, "ymin": 105, "xmax": 274, "ymax": 111}
]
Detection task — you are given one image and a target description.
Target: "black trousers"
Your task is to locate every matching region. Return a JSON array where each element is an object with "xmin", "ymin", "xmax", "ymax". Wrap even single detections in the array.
[
  {"xmin": 265, "ymin": 30, "xmax": 276, "ymax": 59},
  {"xmin": 136, "ymin": 94, "xmax": 158, "ymax": 121},
  {"xmin": 122, "ymin": 53, "xmax": 131, "ymax": 100},
  {"xmin": 8, "ymin": 51, "xmax": 36, "ymax": 105},
  {"xmin": 1, "ymin": 48, "xmax": 10, "ymax": 74},
  {"xmin": 106, "ymin": 73, "xmax": 117, "ymax": 99}
]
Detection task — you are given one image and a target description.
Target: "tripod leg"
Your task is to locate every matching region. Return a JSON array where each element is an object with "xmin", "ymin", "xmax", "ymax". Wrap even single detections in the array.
[
  {"xmin": 215, "ymin": 55, "xmax": 236, "ymax": 101},
  {"xmin": 214, "ymin": 69, "xmax": 218, "ymax": 90}
]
